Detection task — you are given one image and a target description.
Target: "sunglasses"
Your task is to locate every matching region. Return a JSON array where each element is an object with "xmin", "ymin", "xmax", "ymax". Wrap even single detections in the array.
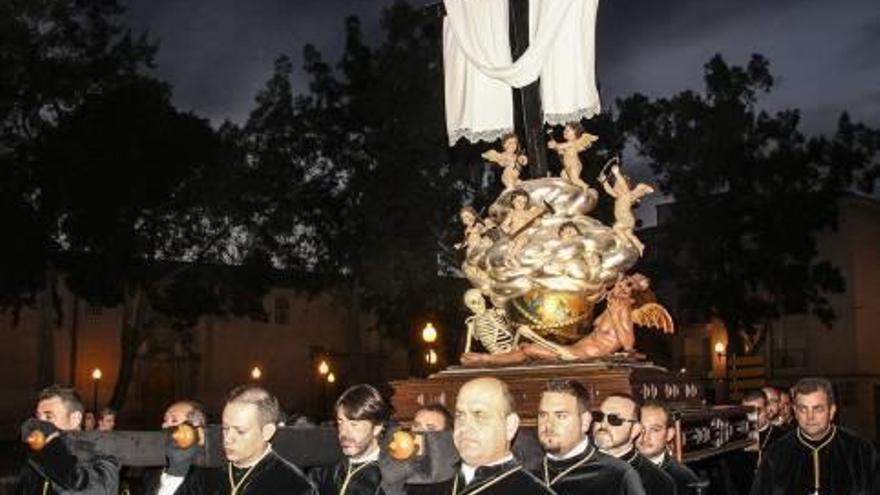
[{"xmin": 591, "ymin": 411, "xmax": 638, "ymax": 427}]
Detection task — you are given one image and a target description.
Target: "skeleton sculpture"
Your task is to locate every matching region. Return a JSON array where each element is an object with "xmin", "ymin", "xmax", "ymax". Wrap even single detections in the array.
[
  {"xmin": 461, "ymin": 274, "xmax": 673, "ymax": 366},
  {"xmin": 462, "ymin": 289, "xmax": 518, "ymax": 354},
  {"xmin": 462, "ymin": 289, "xmax": 577, "ymax": 360}
]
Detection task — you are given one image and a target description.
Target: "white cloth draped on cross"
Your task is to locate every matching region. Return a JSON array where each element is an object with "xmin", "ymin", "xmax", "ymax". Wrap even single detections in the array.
[{"xmin": 443, "ymin": 0, "xmax": 601, "ymax": 145}]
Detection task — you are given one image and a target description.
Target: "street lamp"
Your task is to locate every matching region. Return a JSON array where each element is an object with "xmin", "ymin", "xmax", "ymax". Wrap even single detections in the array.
[
  {"xmin": 327, "ymin": 372, "xmax": 336, "ymax": 384},
  {"xmin": 251, "ymin": 366, "xmax": 262, "ymax": 380},
  {"xmin": 91, "ymin": 368, "xmax": 102, "ymax": 412},
  {"xmin": 318, "ymin": 360, "xmax": 330, "ymax": 376},
  {"xmin": 714, "ymin": 341, "xmax": 726, "ymax": 358},
  {"xmin": 421, "ymin": 323, "xmax": 438, "ymax": 344},
  {"xmin": 425, "ymin": 349, "xmax": 438, "ymax": 366}
]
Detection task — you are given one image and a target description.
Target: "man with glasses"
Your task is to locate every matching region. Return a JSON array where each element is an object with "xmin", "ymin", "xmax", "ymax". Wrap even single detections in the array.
[
  {"xmin": 592, "ymin": 394, "xmax": 676, "ymax": 495},
  {"xmin": 535, "ymin": 379, "xmax": 645, "ymax": 494}
]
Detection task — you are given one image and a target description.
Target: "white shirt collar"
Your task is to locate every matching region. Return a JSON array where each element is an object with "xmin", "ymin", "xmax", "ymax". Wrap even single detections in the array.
[
  {"xmin": 350, "ymin": 444, "xmax": 381, "ymax": 464},
  {"xmin": 546, "ymin": 437, "xmax": 590, "ymax": 461},
  {"xmin": 461, "ymin": 453, "xmax": 515, "ymax": 484},
  {"xmin": 648, "ymin": 451, "xmax": 666, "ymax": 466}
]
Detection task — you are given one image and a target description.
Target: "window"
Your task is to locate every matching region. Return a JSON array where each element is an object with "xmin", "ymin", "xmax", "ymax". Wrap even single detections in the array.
[{"xmin": 274, "ymin": 296, "xmax": 290, "ymax": 325}]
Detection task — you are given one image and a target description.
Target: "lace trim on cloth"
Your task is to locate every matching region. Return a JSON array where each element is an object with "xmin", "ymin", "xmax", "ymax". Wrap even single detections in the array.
[
  {"xmin": 449, "ymin": 126, "xmax": 514, "ymax": 146},
  {"xmin": 544, "ymin": 105, "xmax": 602, "ymax": 126}
]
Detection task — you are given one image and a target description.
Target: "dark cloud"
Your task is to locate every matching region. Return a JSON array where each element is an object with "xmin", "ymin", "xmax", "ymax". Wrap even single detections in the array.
[
  {"xmin": 850, "ymin": 15, "xmax": 880, "ymax": 69},
  {"xmin": 123, "ymin": 0, "xmax": 880, "ymax": 133}
]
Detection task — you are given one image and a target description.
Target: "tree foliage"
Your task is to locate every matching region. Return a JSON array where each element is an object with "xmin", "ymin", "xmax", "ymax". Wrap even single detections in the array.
[{"xmin": 617, "ymin": 54, "xmax": 879, "ymax": 351}]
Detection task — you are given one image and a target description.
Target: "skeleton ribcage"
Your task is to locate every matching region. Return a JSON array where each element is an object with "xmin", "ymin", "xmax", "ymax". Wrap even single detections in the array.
[{"xmin": 474, "ymin": 310, "xmax": 516, "ymax": 353}]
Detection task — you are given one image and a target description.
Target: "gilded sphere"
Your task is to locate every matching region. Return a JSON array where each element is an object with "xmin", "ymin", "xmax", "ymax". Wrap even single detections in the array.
[{"xmin": 508, "ymin": 290, "xmax": 594, "ymax": 343}]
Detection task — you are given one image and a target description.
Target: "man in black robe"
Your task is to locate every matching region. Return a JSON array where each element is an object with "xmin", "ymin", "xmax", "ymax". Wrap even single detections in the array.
[
  {"xmin": 729, "ymin": 389, "xmax": 791, "ymax": 494},
  {"xmin": 310, "ymin": 384, "xmax": 389, "ymax": 495},
  {"xmin": 535, "ymin": 379, "xmax": 644, "ymax": 495},
  {"xmin": 16, "ymin": 385, "xmax": 119, "ymax": 495},
  {"xmin": 638, "ymin": 401, "xmax": 701, "ymax": 494},
  {"xmin": 416, "ymin": 377, "xmax": 555, "ymax": 495},
  {"xmin": 406, "ymin": 404, "xmax": 454, "ymax": 495},
  {"xmin": 592, "ymin": 393, "xmax": 676, "ymax": 495},
  {"xmin": 180, "ymin": 385, "xmax": 316, "ymax": 495},
  {"xmin": 751, "ymin": 377, "xmax": 879, "ymax": 495}
]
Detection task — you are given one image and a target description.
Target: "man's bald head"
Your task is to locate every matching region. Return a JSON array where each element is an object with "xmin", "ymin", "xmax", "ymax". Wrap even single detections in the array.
[
  {"xmin": 454, "ymin": 377, "xmax": 520, "ymax": 467},
  {"xmin": 459, "ymin": 377, "xmax": 516, "ymax": 415}
]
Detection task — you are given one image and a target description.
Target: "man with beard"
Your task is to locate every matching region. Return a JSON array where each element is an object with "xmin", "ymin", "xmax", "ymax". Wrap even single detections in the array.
[
  {"xmin": 750, "ymin": 377, "xmax": 879, "ymax": 495},
  {"xmin": 536, "ymin": 379, "xmax": 644, "ymax": 494},
  {"xmin": 310, "ymin": 384, "xmax": 390, "ymax": 495},
  {"xmin": 421, "ymin": 377, "xmax": 554, "ymax": 495},
  {"xmin": 637, "ymin": 401, "xmax": 700, "ymax": 494},
  {"xmin": 16, "ymin": 385, "xmax": 119, "ymax": 494},
  {"xmin": 199, "ymin": 385, "xmax": 317, "ymax": 494},
  {"xmin": 136, "ymin": 400, "xmax": 208, "ymax": 495},
  {"xmin": 592, "ymin": 394, "xmax": 675, "ymax": 495}
]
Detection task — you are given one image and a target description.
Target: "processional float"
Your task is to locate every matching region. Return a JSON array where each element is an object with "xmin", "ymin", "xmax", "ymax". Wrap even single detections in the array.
[
  {"xmin": 391, "ymin": 0, "xmax": 755, "ymax": 464},
  {"xmin": 23, "ymin": 0, "xmax": 753, "ymax": 489}
]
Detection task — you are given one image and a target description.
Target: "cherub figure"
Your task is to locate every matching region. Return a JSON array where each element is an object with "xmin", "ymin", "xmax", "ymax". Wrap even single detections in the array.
[
  {"xmin": 500, "ymin": 189, "xmax": 545, "ymax": 260},
  {"xmin": 500, "ymin": 190, "xmax": 542, "ymax": 236},
  {"xmin": 482, "ymin": 133, "xmax": 528, "ymax": 191},
  {"xmin": 547, "ymin": 123, "xmax": 598, "ymax": 193},
  {"xmin": 454, "ymin": 206, "xmax": 489, "ymax": 255},
  {"xmin": 456, "ymin": 207, "xmax": 493, "ymax": 292},
  {"xmin": 600, "ymin": 164, "xmax": 655, "ymax": 255}
]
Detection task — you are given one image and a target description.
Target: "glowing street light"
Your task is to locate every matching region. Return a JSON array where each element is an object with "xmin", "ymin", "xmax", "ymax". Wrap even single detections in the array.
[
  {"xmin": 425, "ymin": 349, "xmax": 438, "ymax": 365},
  {"xmin": 318, "ymin": 360, "xmax": 330, "ymax": 375},
  {"xmin": 251, "ymin": 366, "xmax": 262, "ymax": 380},
  {"xmin": 714, "ymin": 341, "xmax": 726, "ymax": 358},
  {"xmin": 327, "ymin": 372, "xmax": 336, "ymax": 384},
  {"xmin": 421, "ymin": 323, "xmax": 438, "ymax": 344},
  {"xmin": 91, "ymin": 368, "xmax": 102, "ymax": 413}
]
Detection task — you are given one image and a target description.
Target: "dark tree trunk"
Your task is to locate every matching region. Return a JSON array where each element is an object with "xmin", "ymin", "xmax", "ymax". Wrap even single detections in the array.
[
  {"xmin": 69, "ymin": 297, "xmax": 79, "ymax": 385},
  {"xmin": 109, "ymin": 287, "xmax": 148, "ymax": 411},
  {"xmin": 36, "ymin": 262, "xmax": 58, "ymax": 388}
]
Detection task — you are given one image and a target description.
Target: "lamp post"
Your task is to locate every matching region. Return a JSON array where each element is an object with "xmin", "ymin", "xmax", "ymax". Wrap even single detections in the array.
[
  {"xmin": 91, "ymin": 368, "xmax": 102, "ymax": 412},
  {"xmin": 317, "ymin": 359, "xmax": 332, "ymax": 420},
  {"xmin": 421, "ymin": 322, "xmax": 440, "ymax": 374},
  {"xmin": 251, "ymin": 366, "xmax": 262, "ymax": 380},
  {"xmin": 713, "ymin": 341, "xmax": 727, "ymax": 403}
]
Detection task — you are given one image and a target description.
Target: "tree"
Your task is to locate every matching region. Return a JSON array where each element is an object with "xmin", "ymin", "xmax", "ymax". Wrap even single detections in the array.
[
  {"xmin": 34, "ymin": 77, "xmax": 277, "ymax": 409},
  {"xmin": 0, "ymin": 0, "xmax": 156, "ymax": 386},
  {"xmin": 283, "ymin": 3, "xmax": 474, "ymax": 361},
  {"xmin": 616, "ymin": 54, "xmax": 879, "ymax": 352}
]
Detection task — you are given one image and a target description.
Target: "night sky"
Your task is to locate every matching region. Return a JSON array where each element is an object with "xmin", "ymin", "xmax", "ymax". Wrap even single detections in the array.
[{"xmin": 124, "ymin": 0, "xmax": 880, "ymax": 135}]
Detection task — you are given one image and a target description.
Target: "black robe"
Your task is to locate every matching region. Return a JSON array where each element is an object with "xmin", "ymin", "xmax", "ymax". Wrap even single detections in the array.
[
  {"xmin": 659, "ymin": 454, "xmax": 701, "ymax": 495},
  {"xmin": 619, "ymin": 448, "xmax": 677, "ymax": 495},
  {"xmin": 310, "ymin": 458, "xmax": 386, "ymax": 495},
  {"xmin": 537, "ymin": 444, "xmax": 645, "ymax": 495},
  {"xmin": 184, "ymin": 450, "xmax": 316, "ymax": 495},
  {"xmin": 750, "ymin": 426, "xmax": 879, "ymax": 495},
  {"xmin": 16, "ymin": 435, "xmax": 119, "ymax": 495},
  {"xmin": 728, "ymin": 423, "xmax": 786, "ymax": 495},
  {"xmin": 408, "ymin": 458, "xmax": 556, "ymax": 495}
]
